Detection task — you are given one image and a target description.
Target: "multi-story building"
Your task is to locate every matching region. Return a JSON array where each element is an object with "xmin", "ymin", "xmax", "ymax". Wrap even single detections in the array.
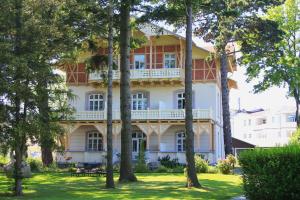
[
  {"xmin": 56, "ymin": 24, "xmax": 237, "ymax": 165},
  {"xmin": 231, "ymin": 106, "xmax": 297, "ymax": 148}
]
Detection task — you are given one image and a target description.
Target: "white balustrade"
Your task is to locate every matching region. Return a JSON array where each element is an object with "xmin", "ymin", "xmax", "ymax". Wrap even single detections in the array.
[
  {"xmin": 88, "ymin": 68, "xmax": 182, "ymax": 81},
  {"xmin": 72, "ymin": 109, "xmax": 212, "ymax": 121}
]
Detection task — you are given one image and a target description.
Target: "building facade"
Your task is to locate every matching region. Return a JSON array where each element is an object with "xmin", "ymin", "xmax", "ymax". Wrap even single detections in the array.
[
  {"xmin": 231, "ymin": 107, "xmax": 297, "ymax": 148},
  {"xmin": 57, "ymin": 24, "xmax": 236, "ymax": 165}
]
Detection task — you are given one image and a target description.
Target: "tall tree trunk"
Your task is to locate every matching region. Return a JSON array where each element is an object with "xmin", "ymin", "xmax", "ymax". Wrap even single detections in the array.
[
  {"xmin": 106, "ymin": 0, "xmax": 115, "ymax": 188},
  {"xmin": 13, "ymin": 0, "xmax": 23, "ymax": 196},
  {"xmin": 220, "ymin": 51, "xmax": 233, "ymax": 156},
  {"xmin": 293, "ymin": 89, "xmax": 300, "ymax": 128},
  {"xmin": 184, "ymin": 1, "xmax": 201, "ymax": 188},
  {"xmin": 119, "ymin": 0, "xmax": 137, "ymax": 182},
  {"xmin": 39, "ymin": 78, "xmax": 54, "ymax": 167}
]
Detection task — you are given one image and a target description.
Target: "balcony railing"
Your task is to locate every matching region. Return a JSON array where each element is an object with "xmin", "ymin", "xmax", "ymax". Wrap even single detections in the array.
[
  {"xmin": 72, "ymin": 109, "xmax": 212, "ymax": 121},
  {"xmin": 88, "ymin": 68, "xmax": 183, "ymax": 81}
]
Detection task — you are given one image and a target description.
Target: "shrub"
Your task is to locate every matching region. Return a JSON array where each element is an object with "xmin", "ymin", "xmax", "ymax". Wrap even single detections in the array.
[
  {"xmin": 155, "ymin": 165, "xmax": 168, "ymax": 173},
  {"xmin": 158, "ymin": 155, "xmax": 179, "ymax": 168},
  {"xmin": 217, "ymin": 159, "xmax": 231, "ymax": 174},
  {"xmin": 135, "ymin": 142, "xmax": 149, "ymax": 173},
  {"xmin": 195, "ymin": 155, "xmax": 209, "ymax": 173},
  {"xmin": 207, "ymin": 166, "xmax": 218, "ymax": 174},
  {"xmin": 169, "ymin": 165, "xmax": 185, "ymax": 173},
  {"xmin": 0, "ymin": 155, "xmax": 8, "ymax": 166},
  {"xmin": 27, "ymin": 158, "xmax": 43, "ymax": 172},
  {"xmin": 239, "ymin": 145, "xmax": 300, "ymax": 200},
  {"xmin": 226, "ymin": 154, "xmax": 237, "ymax": 169}
]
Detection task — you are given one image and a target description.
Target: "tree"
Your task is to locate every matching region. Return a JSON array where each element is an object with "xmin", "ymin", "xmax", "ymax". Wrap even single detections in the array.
[
  {"xmin": 184, "ymin": 0, "xmax": 201, "ymax": 188},
  {"xmin": 119, "ymin": 0, "xmax": 137, "ymax": 182},
  {"xmin": 194, "ymin": 0, "xmax": 284, "ymax": 155},
  {"xmin": 240, "ymin": 0, "xmax": 300, "ymax": 127},
  {"xmin": 0, "ymin": 0, "xmax": 80, "ymax": 195},
  {"xmin": 106, "ymin": 0, "xmax": 115, "ymax": 188},
  {"xmin": 139, "ymin": 0, "xmax": 201, "ymax": 187}
]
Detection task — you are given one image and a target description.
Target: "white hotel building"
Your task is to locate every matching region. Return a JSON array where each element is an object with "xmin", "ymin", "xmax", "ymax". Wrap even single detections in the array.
[{"xmin": 57, "ymin": 24, "xmax": 237, "ymax": 165}]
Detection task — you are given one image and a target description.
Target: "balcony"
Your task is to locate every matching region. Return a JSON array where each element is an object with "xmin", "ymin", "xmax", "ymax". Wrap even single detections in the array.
[
  {"xmin": 70, "ymin": 109, "xmax": 212, "ymax": 121},
  {"xmin": 88, "ymin": 68, "xmax": 184, "ymax": 85}
]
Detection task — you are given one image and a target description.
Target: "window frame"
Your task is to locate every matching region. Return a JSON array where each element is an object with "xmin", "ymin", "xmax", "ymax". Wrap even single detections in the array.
[
  {"xmin": 176, "ymin": 92, "xmax": 185, "ymax": 109},
  {"xmin": 87, "ymin": 93, "xmax": 105, "ymax": 111},
  {"xmin": 164, "ymin": 53, "xmax": 176, "ymax": 68},
  {"xmin": 86, "ymin": 131, "xmax": 103, "ymax": 151},
  {"xmin": 132, "ymin": 91, "xmax": 148, "ymax": 110},
  {"xmin": 176, "ymin": 131, "xmax": 186, "ymax": 152},
  {"xmin": 134, "ymin": 54, "xmax": 146, "ymax": 69}
]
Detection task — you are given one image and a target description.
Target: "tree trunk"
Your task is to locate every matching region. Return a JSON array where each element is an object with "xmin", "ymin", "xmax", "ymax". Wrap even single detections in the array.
[
  {"xmin": 293, "ymin": 89, "xmax": 300, "ymax": 128},
  {"xmin": 119, "ymin": 0, "xmax": 137, "ymax": 182},
  {"xmin": 220, "ymin": 51, "xmax": 233, "ymax": 156},
  {"xmin": 14, "ymin": 147, "xmax": 23, "ymax": 196},
  {"xmin": 184, "ymin": 1, "xmax": 201, "ymax": 188},
  {"xmin": 106, "ymin": 0, "xmax": 115, "ymax": 188},
  {"xmin": 41, "ymin": 145, "xmax": 53, "ymax": 166}
]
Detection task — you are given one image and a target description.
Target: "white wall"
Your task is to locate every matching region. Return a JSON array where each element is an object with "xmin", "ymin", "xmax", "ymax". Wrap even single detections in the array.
[{"xmin": 69, "ymin": 82, "xmax": 220, "ymax": 120}]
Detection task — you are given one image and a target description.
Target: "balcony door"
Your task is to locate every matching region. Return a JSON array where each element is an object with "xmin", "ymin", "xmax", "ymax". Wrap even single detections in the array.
[
  {"xmin": 132, "ymin": 131, "xmax": 147, "ymax": 159},
  {"xmin": 132, "ymin": 92, "xmax": 148, "ymax": 110}
]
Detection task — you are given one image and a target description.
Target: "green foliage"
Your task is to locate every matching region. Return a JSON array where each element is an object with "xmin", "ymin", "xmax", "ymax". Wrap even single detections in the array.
[
  {"xmin": 226, "ymin": 154, "xmax": 237, "ymax": 168},
  {"xmin": 194, "ymin": 155, "xmax": 209, "ymax": 173},
  {"xmin": 239, "ymin": 145, "xmax": 300, "ymax": 200},
  {"xmin": 217, "ymin": 159, "xmax": 232, "ymax": 174},
  {"xmin": 158, "ymin": 155, "xmax": 179, "ymax": 169},
  {"xmin": 290, "ymin": 128, "xmax": 300, "ymax": 144},
  {"xmin": 27, "ymin": 158, "xmax": 43, "ymax": 172},
  {"xmin": 155, "ymin": 165, "xmax": 168, "ymax": 173},
  {"xmin": 0, "ymin": 155, "xmax": 8, "ymax": 166},
  {"xmin": 135, "ymin": 142, "xmax": 149, "ymax": 173},
  {"xmin": 207, "ymin": 166, "xmax": 218, "ymax": 174}
]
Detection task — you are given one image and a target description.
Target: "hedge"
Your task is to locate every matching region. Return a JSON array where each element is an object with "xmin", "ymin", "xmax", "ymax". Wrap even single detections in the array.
[{"xmin": 239, "ymin": 145, "xmax": 300, "ymax": 200}]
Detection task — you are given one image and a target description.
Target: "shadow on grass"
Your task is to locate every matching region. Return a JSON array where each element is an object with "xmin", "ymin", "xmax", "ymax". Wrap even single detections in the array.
[{"xmin": 0, "ymin": 173, "xmax": 243, "ymax": 200}]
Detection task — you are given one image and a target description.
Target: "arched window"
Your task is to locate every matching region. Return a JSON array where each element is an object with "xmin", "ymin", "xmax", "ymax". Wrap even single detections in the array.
[
  {"xmin": 132, "ymin": 92, "xmax": 148, "ymax": 110},
  {"xmin": 176, "ymin": 131, "xmax": 186, "ymax": 152},
  {"xmin": 132, "ymin": 131, "xmax": 147, "ymax": 153},
  {"xmin": 88, "ymin": 93, "xmax": 104, "ymax": 111},
  {"xmin": 87, "ymin": 131, "xmax": 103, "ymax": 151}
]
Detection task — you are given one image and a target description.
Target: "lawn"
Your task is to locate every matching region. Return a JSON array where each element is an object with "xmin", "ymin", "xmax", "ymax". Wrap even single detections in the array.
[{"xmin": 0, "ymin": 173, "xmax": 243, "ymax": 200}]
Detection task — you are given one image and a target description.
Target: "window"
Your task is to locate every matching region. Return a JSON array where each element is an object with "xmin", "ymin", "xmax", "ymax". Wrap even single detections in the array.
[
  {"xmin": 248, "ymin": 119, "xmax": 251, "ymax": 126},
  {"xmin": 164, "ymin": 53, "xmax": 176, "ymax": 68},
  {"xmin": 132, "ymin": 92, "xmax": 148, "ymax": 110},
  {"xmin": 87, "ymin": 131, "xmax": 103, "ymax": 151},
  {"xmin": 176, "ymin": 131, "xmax": 186, "ymax": 152},
  {"xmin": 177, "ymin": 92, "xmax": 185, "ymax": 109},
  {"xmin": 287, "ymin": 114, "xmax": 296, "ymax": 122},
  {"xmin": 134, "ymin": 55, "xmax": 145, "ymax": 69},
  {"xmin": 243, "ymin": 120, "xmax": 247, "ymax": 126},
  {"xmin": 132, "ymin": 132, "xmax": 146, "ymax": 153},
  {"xmin": 272, "ymin": 117, "xmax": 276, "ymax": 123},
  {"xmin": 262, "ymin": 119, "xmax": 267, "ymax": 124},
  {"xmin": 88, "ymin": 93, "xmax": 104, "ymax": 111}
]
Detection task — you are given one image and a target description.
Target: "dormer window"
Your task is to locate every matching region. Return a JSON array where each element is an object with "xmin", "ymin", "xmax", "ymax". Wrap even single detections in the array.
[
  {"xmin": 134, "ymin": 55, "xmax": 145, "ymax": 69},
  {"xmin": 164, "ymin": 53, "xmax": 176, "ymax": 68},
  {"xmin": 88, "ymin": 93, "xmax": 104, "ymax": 111}
]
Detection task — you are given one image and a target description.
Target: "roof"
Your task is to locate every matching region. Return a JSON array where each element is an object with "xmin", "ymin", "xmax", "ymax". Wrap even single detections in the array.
[{"xmin": 232, "ymin": 137, "xmax": 255, "ymax": 148}]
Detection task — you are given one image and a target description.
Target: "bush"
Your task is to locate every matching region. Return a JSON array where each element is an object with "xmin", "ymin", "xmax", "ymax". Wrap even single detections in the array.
[
  {"xmin": 194, "ymin": 155, "xmax": 209, "ymax": 173},
  {"xmin": 239, "ymin": 145, "xmax": 300, "ymax": 200},
  {"xmin": 217, "ymin": 159, "xmax": 231, "ymax": 174},
  {"xmin": 0, "ymin": 155, "xmax": 8, "ymax": 167},
  {"xmin": 168, "ymin": 165, "xmax": 185, "ymax": 173},
  {"xmin": 134, "ymin": 142, "xmax": 149, "ymax": 173},
  {"xmin": 207, "ymin": 166, "xmax": 218, "ymax": 174},
  {"xmin": 158, "ymin": 155, "xmax": 179, "ymax": 168},
  {"xmin": 27, "ymin": 158, "xmax": 43, "ymax": 172},
  {"xmin": 155, "ymin": 165, "xmax": 168, "ymax": 173},
  {"xmin": 226, "ymin": 154, "xmax": 236, "ymax": 169}
]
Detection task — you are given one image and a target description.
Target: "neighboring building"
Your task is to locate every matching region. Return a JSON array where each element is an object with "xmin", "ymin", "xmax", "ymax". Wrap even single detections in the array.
[
  {"xmin": 232, "ymin": 137, "xmax": 255, "ymax": 156},
  {"xmin": 56, "ymin": 24, "xmax": 237, "ymax": 165},
  {"xmin": 231, "ymin": 107, "xmax": 297, "ymax": 147}
]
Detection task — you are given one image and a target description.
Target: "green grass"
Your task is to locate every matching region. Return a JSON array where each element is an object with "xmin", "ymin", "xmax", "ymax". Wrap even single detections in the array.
[{"xmin": 0, "ymin": 172, "xmax": 243, "ymax": 200}]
